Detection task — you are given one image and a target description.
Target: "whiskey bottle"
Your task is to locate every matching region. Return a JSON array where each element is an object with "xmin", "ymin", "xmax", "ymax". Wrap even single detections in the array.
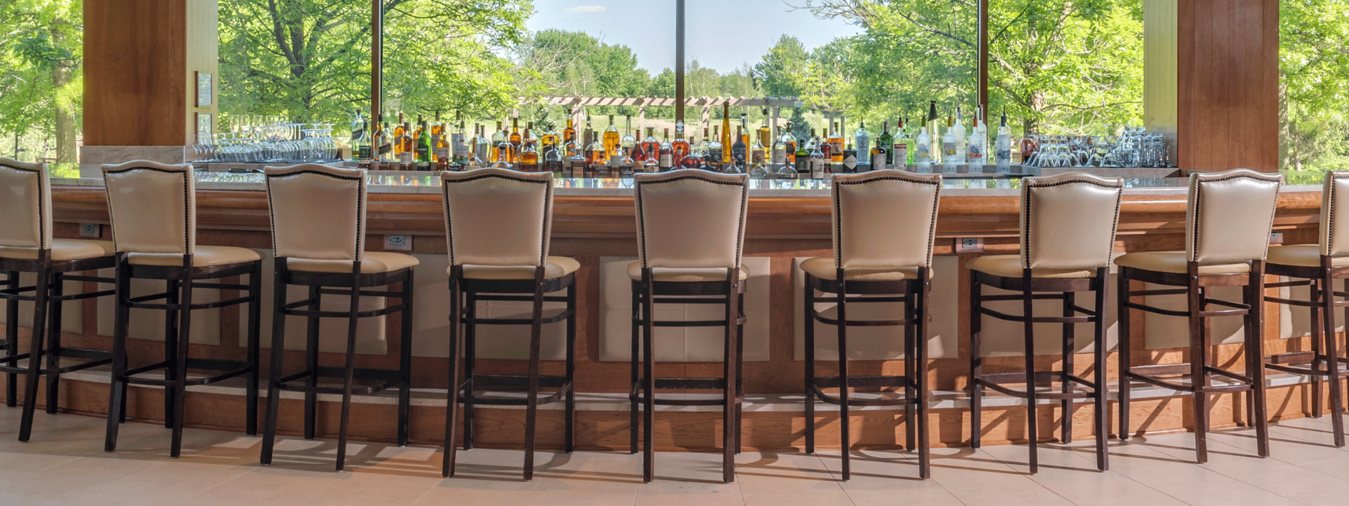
[
  {"xmin": 430, "ymin": 112, "xmax": 444, "ymax": 163},
  {"xmin": 603, "ymin": 115, "xmax": 621, "ymax": 164},
  {"xmin": 544, "ymin": 142, "xmax": 563, "ymax": 176},
  {"xmin": 721, "ymin": 103, "xmax": 733, "ymax": 165},
  {"xmin": 708, "ymin": 125, "xmax": 724, "ymax": 170},
  {"xmin": 355, "ymin": 120, "xmax": 372, "ymax": 169},
  {"xmin": 563, "ymin": 109, "xmax": 576, "ymax": 145},
  {"xmin": 453, "ymin": 120, "xmax": 470, "ymax": 168},
  {"xmin": 731, "ymin": 125, "xmax": 747, "ymax": 168},
  {"xmin": 698, "ymin": 127, "xmax": 711, "ymax": 164},
  {"xmin": 659, "ymin": 128, "xmax": 673, "ymax": 171},
  {"xmin": 783, "ymin": 123, "xmax": 798, "ymax": 166},
  {"xmin": 520, "ymin": 130, "xmax": 539, "ymax": 172},
  {"xmin": 541, "ymin": 122, "xmax": 559, "ymax": 154},
  {"xmin": 376, "ymin": 117, "xmax": 392, "ymax": 166},
  {"xmin": 671, "ymin": 120, "xmax": 691, "ymax": 167},
  {"xmin": 771, "ymin": 126, "xmax": 787, "ymax": 167},
  {"xmin": 567, "ymin": 133, "xmax": 587, "ymax": 178},
  {"xmin": 585, "ymin": 126, "xmax": 607, "ymax": 173},
  {"xmin": 842, "ymin": 142, "xmax": 857, "ymax": 173},
  {"xmin": 393, "ymin": 112, "xmax": 407, "ymax": 158},
  {"xmin": 793, "ymin": 131, "xmax": 809, "ymax": 176},
  {"xmin": 614, "ymin": 143, "xmax": 635, "ymax": 177},
  {"xmin": 757, "ymin": 110, "xmax": 772, "ymax": 152},
  {"xmin": 494, "ymin": 129, "xmax": 514, "ymax": 168},
  {"xmin": 828, "ymin": 122, "xmax": 844, "ymax": 164},
  {"xmin": 398, "ymin": 121, "xmax": 414, "ymax": 170},
  {"xmin": 509, "ymin": 118, "xmax": 523, "ymax": 163},
  {"xmin": 489, "ymin": 121, "xmax": 504, "ymax": 163}
]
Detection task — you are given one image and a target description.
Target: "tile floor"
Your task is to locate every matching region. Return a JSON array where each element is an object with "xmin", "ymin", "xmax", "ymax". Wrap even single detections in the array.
[{"xmin": 2, "ymin": 406, "xmax": 1349, "ymax": 506}]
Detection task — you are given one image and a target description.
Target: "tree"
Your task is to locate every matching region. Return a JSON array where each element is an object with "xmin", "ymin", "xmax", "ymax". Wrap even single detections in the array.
[
  {"xmin": 0, "ymin": 0, "xmax": 81, "ymax": 162},
  {"xmin": 1279, "ymin": 0, "xmax": 1349, "ymax": 171}
]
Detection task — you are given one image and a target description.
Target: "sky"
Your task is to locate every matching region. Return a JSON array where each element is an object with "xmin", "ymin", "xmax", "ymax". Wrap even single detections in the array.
[{"xmin": 524, "ymin": 0, "xmax": 863, "ymax": 75}]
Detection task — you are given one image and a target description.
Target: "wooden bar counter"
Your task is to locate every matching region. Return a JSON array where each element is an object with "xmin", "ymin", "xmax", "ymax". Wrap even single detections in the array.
[{"xmin": 3, "ymin": 168, "xmax": 1336, "ymax": 453}]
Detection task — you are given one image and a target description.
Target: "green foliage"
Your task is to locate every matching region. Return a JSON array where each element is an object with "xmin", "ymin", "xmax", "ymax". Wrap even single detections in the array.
[
  {"xmin": 1280, "ymin": 0, "xmax": 1349, "ymax": 172},
  {"xmin": 0, "ymin": 0, "xmax": 81, "ymax": 162}
]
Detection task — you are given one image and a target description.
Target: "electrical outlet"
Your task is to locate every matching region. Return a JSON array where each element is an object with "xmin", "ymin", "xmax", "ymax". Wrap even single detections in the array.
[
  {"xmin": 384, "ymin": 234, "xmax": 412, "ymax": 252},
  {"xmin": 955, "ymin": 237, "xmax": 984, "ymax": 254},
  {"xmin": 1270, "ymin": 231, "xmax": 1284, "ymax": 245},
  {"xmin": 79, "ymin": 223, "xmax": 101, "ymax": 238}
]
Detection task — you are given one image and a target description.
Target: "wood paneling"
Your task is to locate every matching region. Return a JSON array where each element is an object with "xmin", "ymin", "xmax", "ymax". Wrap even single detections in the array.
[
  {"xmin": 84, "ymin": 0, "xmax": 188, "ymax": 146},
  {"xmin": 1177, "ymin": 0, "xmax": 1280, "ymax": 172}
]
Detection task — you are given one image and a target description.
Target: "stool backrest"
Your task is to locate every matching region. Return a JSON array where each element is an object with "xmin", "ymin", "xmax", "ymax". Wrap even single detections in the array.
[
  {"xmin": 102, "ymin": 161, "xmax": 195, "ymax": 255},
  {"xmin": 1186, "ymin": 169, "xmax": 1282, "ymax": 264},
  {"xmin": 1020, "ymin": 173, "xmax": 1123, "ymax": 270},
  {"xmin": 635, "ymin": 170, "xmax": 749, "ymax": 270},
  {"xmin": 1321, "ymin": 171, "xmax": 1349, "ymax": 257},
  {"xmin": 0, "ymin": 159, "xmax": 51, "ymax": 251},
  {"xmin": 440, "ymin": 168, "xmax": 553, "ymax": 267},
  {"xmin": 265, "ymin": 165, "xmax": 367, "ymax": 262},
  {"xmin": 831, "ymin": 170, "xmax": 942, "ymax": 270}
]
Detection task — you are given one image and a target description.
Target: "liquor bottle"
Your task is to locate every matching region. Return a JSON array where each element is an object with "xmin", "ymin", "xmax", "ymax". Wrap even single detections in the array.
[
  {"xmin": 567, "ymin": 132, "xmax": 587, "ymax": 178},
  {"xmin": 519, "ymin": 129, "xmax": 539, "ymax": 172},
  {"xmin": 731, "ymin": 125, "xmax": 747, "ymax": 168},
  {"xmin": 808, "ymin": 129, "xmax": 826, "ymax": 179},
  {"xmin": 541, "ymin": 122, "xmax": 559, "ymax": 154},
  {"xmin": 854, "ymin": 121, "xmax": 870, "ymax": 170},
  {"xmin": 894, "ymin": 118, "xmax": 910, "ymax": 170},
  {"xmin": 659, "ymin": 128, "xmax": 673, "ymax": 171},
  {"xmin": 641, "ymin": 127, "xmax": 659, "ymax": 165},
  {"xmin": 915, "ymin": 125, "xmax": 933, "ymax": 173},
  {"xmin": 708, "ymin": 125, "xmax": 724, "ymax": 170},
  {"xmin": 720, "ymin": 103, "xmax": 733, "ymax": 165},
  {"xmin": 621, "ymin": 115, "xmax": 636, "ymax": 155},
  {"xmin": 453, "ymin": 120, "xmax": 470, "ymax": 168},
  {"xmin": 393, "ymin": 112, "xmax": 407, "ymax": 158},
  {"xmin": 874, "ymin": 121, "xmax": 892, "ymax": 170},
  {"xmin": 356, "ymin": 120, "xmax": 372, "ymax": 169},
  {"xmin": 585, "ymin": 125, "xmax": 607, "ymax": 173},
  {"xmin": 544, "ymin": 142, "xmax": 563, "ymax": 175},
  {"xmin": 603, "ymin": 115, "xmax": 621, "ymax": 164},
  {"xmin": 750, "ymin": 123, "xmax": 767, "ymax": 171},
  {"xmin": 614, "ymin": 142, "xmax": 635, "ymax": 177},
  {"xmin": 376, "ymin": 117, "xmax": 392, "ymax": 166},
  {"xmin": 996, "ymin": 109, "xmax": 1013, "ymax": 173},
  {"xmin": 672, "ymin": 120, "xmax": 691, "ymax": 167},
  {"xmin": 771, "ymin": 126, "xmax": 787, "ymax": 167},
  {"xmin": 630, "ymin": 132, "xmax": 647, "ymax": 166},
  {"xmin": 927, "ymin": 101, "xmax": 941, "ymax": 163},
  {"xmin": 494, "ymin": 128, "xmax": 514, "ymax": 168},
  {"xmin": 489, "ymin": 121, "xmax": 504, "ymax": 163},
  {"xmin": 942, "ymin": 116, "xmax": 958, "ymax": 173},
  {"xmin": 433, "ymin": 118, "xmax": 450, "ymax": 167},
  {"xmin": 842, "ymin": 142, "xmax": 857, "ymax": 173},
  {"xmin": 509, "ymin": 118, "xmax": 523, "ymax": 163},
  {"xmin": 757, "ymin": 110, "xmax": 772, "ymax": 151},
  {"xmin": 563, "ymin": 109, "xmax": 576, "ymax": 145},
  {"xmin": 414, "ymin": 116, "xmax": 431, "ymax": 170},
  {"xmin": 475, "ymin": 125, "xmax": 491, "ymax": 165},
  {"xmin": 953, "ymin": 107, "xmax": 967, "ymax": 166},
  {"xmin": 350, "ymin": 109, "xmax": 365, "ymax": 147},
  {"xmin": 526, "ymin": 121, "xmax": 539, "ymax": 145},
  {"xmin": 793, "ymin": 131, "xmax": 809, "ymax": 176},
  {"xmin": 398, "ymin": 120, "xmax": 414, "ymax": 170},
  {"xmin": 974, "ymin": 106, "xmax": 989, "ymax": 168},
  {"xmin": 680, "ymin": 135, "xmax": 703, "ymax": 170},
  {"xmin": 783, "ymin": 122, "xmax": 798, "ymax": 165},
  {"xmin": 698, "ymin": 127, "xmax": 711, "ymax": 163},
  {"xmin": 739, "ymin": 113, "xmax": 750, "ymax": 151},
  {"xmin": 828, "ymin": 122, "xmax": 844, "ymax": 164},
  {"xmin": 967, "ymin": 111, "xmax": 986, "ymax": 172}
]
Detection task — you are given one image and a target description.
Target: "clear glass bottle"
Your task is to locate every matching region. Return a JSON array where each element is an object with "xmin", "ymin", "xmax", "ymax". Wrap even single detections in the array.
[
  {"xmin": 680, "ymin": 135, "xmax": 704, "ymax": 170},
  {"xmin": 782, "ymin": 122, "xmax": 798, "ymax": 166},
  {"xmin": 808, "ymin": 129, "xmax": 827, "ymax": 179},
  {"xmin": 544, "ymin": 142, "xmax": 563, "ymax": 175},
  {"xmin": 942, "ymin": 116, "xmax": 958, "ymax": 173},
  {"xmin": 995, "ymin": 109, "xmax": 1013, "ymax": 173},
  {"xmin": 772, "ymin": 126, "xmax": 787, "ymax": 168},
  {"xmin": 953, "ymin": 107, "xmax": 967, "ymax": 166},
  {"xmin": 355, "ymin": 120, "xmax": 372, "ymax": 169},
  {"xmin": 915, "ymin": 125, "xmax": 933, "ymax": 173},
  {"xmin": 489, "ymin": 121, "xmax": 504, "ymax": 163},
  {"xmin": 621, "ymin": 115, "xmax": 636, "ymax": 154},
  {"xmin": 854, "ymin": 121, "xmax": 870, "ymax": 170},
  {"xmin": 708, "ymin": 125, "xmax": 724, "ymax": 171},
  {"xmin": 894, "ymin": 118, "xmax": 910, "ymax": 169},
  {"xmin": 873, "ymin": 121, "xmax": 891, "ymax": 171},
  {"xmin": 658, "ymin": 128, "xmax": 673, "ymax": 171}
]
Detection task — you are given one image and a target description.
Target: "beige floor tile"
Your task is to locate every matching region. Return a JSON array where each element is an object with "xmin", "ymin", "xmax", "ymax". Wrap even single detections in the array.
[
  {"xmin": 176, "ymin": 465, "xmax": 341, "ymax": 506},
  {"xmin": 293, "ymin": 476, "xmax": 437, "ymax": 506},
  {"xmin": 740, "ymin": 490, "xmax": 855, "ymax": 506},
  {"xmin": 921, "ymin": 447, "xmax": 1075, "ymax": 506},
  {"xmin": 979, "ymin": 442, "xmax": 1187, "ymax": 506},
  {"xmin": 0, "ymin": 456, "xmax": 164, "ymax": 505},
  {"xmin": 1104, "ymin": 436, "xmax": 1304, "ymax": 506},
  {"xmin": 50, "ymin": 461, "xmax": 252, "ymax": 506},
  {"xmin": 527, "ymin": 490, "xmax": 638, "ymax": 506},
  {"xmin": 734, "ymin": 452, "xmax": 842, "ymax": 494}
]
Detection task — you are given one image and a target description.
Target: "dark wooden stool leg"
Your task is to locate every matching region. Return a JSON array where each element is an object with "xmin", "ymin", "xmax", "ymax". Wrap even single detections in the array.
[
  {"xmin": 642, "ymin": 271, "xmax": 655, "ymax": 483},
  {"xmin": 916, "ymin": 269, "xmax": 932, "ymax": 479},
  {"xmin": 1093, "ymin": 268, "xmax": 1110, "ymax": 471},
  {"xmin": 1187, "ymin": 266, "xmax": 1208, "ymax": 463},
  {"xmin": 443, "ymin": 270, "xmax": 462, "ymax": 477},
  {"xmin": 170, "ymin": 257, "xmax": 195, "ymax": 458},
  {"xmin": 104, "ymin": 257, "xmax": 131, "ymax": 452},
  {"xmin": 804, "ymin": 278, "xmax": 816, "ymax": 454},
  {"xmin": 260, "ymin": 259, "xmax": 288, "ymax": 465},
  {"xmin": 1324, "ymin": 270, "xmax": 1346, "ymax": 447},
  {"xmin": 630, "ymin": 284, "xmax": 640, "ymax": 455},
  {"xmin": 397, "ymin": 277, "xmax": 413, "ymax": 447},
  {"xmin": 523, "ymin": 267, "xmax": 545, "ymax": 481},
  {"xmin": 1310, "ymin": 279, "xmax": 1324, "ymax": 419},
  {"xmin": 969, "ymin": 273, "xmax": 983, "ymax": 448},
  {"xmin": 1118, "ymin": 271, "xmax": 1132, "ymax": 440},
  {"xmin": 304, "ymin": 284, "xmax": 320, "ymax": 440},
  {"xmin": 1249, "ymin": 263, "xmax": 1269, "ymax": 458},
  {"xmin": 245, "ymin": 264, "xmax": 261, "ymax": 436},
  {"xmin": 334, "ymin": 266, "xmax": 362, "ymax": 472},
  {"xmin": 463, "ymin": 291, "xmax": 476, "ymax": 451},
  {"xmin": 5, "ymin": 271, "xmax": 17, "ymax": 408},
  {"xmin": 735, "ymin": 290, "xmax": 744, "ymax": 456},
  {"xmin": 18, "ymin": 257, "xmax": 51, "ymax": 442},
  {"xmin": 45, "ymin": 272, "xmax": 64, "ymax": 415},
  {"xmin": 836, "ymin": 270, "xmax": 851, "ymax": 482},
  {"xmin": 904, "ymin": 288, "xmax": 917, "ymax": 453},
  {"xmin": 722, "ymin": 268, "xmax": 738, "ymax": 483},
  {"xmin": 1061, "ymin": 291, "xmax": 1075, "ymax": 444},
  {"xmin": 565, "ymin": 281, "xmax": 577, "ymax": 454},
  {"xmin": 163, "ymin": 278, "xmax": 180, "ymax": 430},
  {"xmin": 1021, "ymin": 269, "xmax": 1039, "ymax": 474}
]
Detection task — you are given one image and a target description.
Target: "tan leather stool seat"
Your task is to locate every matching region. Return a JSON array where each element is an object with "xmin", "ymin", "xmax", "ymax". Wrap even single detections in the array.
[
  {"xmin": 627, "ymin": 261, "xmax": 749, "ymax": 282},
  {"xmin": 288, "ymin": 251, "xmax": 419, "ymax": 273},
  {"xmin": 0, "ymin": 239, "xmax": 114, "ymax": 261},
  {"xmin": 800, "ymin": 257, "xmax": 922, "ymax": 281},
  {"xmin": 966, "ymin": 255, "xmax": 1098, "ymax": 279},
  {"xmin": 1266, "ymin": 244, "xmax": 1349, "ymax": 268},
  {"xmin": 127, "ymin": 245, "xmax": 263, "ymax": 267},
  {"xmin": 455, "ymin": 256, "xmax": 580, "ymax": 280},
  {"xmin": 1114, "ymin": 251, "xmax": 1251, "ymax": 275}
]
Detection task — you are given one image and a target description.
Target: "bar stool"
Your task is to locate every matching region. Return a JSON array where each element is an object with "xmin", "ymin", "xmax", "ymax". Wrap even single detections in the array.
[
  {"xmin": 0, "ymin": 159, "xmax": 116, "ymax": 441},
  {"xmin": 967, "ymin": 173, "xmax": 1122, "ymax": 473},
  {"xmin": 1263, "ymin": 171, "xmax": 1348, "ymax": 447},
  {"xmin": 101, "ymin": 161, "xmax": 263, "ymax": 457},
  {"xmin": 801, "ymin": 170, "xmax": 941, "ymax": 481},
  {"xmin": 1117, "ymin": 169, "xmax": 1281, "ymax": 463},
  {"xmin": 259, "ymin": 165, "xmax": 418, "ymax": 471},
  {"xmin": 440, "ymin": 168, "xmax": 577, "ymax": 480},
  {"xmin": 630, "ymin": 170, "xmax": 749, "ymax": 483}
]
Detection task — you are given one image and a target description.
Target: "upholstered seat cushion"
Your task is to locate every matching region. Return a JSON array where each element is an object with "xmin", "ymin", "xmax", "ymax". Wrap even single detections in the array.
[
  {"xmin": 626, "ymin": 262, "xmax": 749, "ymax": 282},
  {"xmin": 965, "ymin": 254, "xmax": 1099, "ymax": 279},
  {"xmin": 0, "ymin": 239, "xmax": 115, "ymax": 261},
  {"xmin": 289, "ymin": 251, "xmax": 419, "ymax": 274},
  {"xmin": 800, "ymin": 257, "xmax": 922, "ymax": 281},
  {"xmin": 1266, "ymin": 244, "xmax": 1349, "ymax": 268},
  {"xmin": 1113, "ymin": 251, "xmax": 1251, "ymax": 275},
  {"xmin": 451, "ymin": 256, "xmax": 580, "ymax": 280},
  {"xmin": 126, "ymin": 245, "xmax": 263, "ymax": 267}
]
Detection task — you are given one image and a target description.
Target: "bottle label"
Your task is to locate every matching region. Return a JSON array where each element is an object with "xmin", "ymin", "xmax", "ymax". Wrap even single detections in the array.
[
  {"xmin": 895, "ymin": 147, "xmax": 908, "ymax": 169},
  {"xmin": 751, "ymin": 150, "xmax": 765, "ymax": 165},
  {"xmin": 810, "ymin": 159, "xmax": 826, "ymax": 179},
  {"xmin": 871, "ymin": 153, "xmax": 887, "ymax": 171},
  {"xmin": 660, "ymin": 154, "xmax": 672, "ymax": 169},
  {"xmin": 358, "ymin": 146, "xmax": 372, "ymax": 160},
  {"xmin": 401, "ymin": 151, "xmax": 414, "ymax": 165},
  {"xmin": 856, "ymin": 137, "xmax": 869, "ymax": 157},
  {"xmin": 378, "ymin": 143, "xmax": 392, "ymax": 156},
  {"xmin": 435, "ymin": 147, "xmax": 451, "ymax": 160},
  {"xmin": 772, "ymin": 148, "xmax": 786, "ymax": 164},
  {"xmin": 843, "ymin": 155, "xmax": 857, "ymax": 171},
  {"xmin": 570, "ymin": 160, "xmax": 585, "ymax": 178}
]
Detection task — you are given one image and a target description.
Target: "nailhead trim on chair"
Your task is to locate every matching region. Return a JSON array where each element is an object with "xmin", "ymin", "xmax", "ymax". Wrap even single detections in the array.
[
  {"xmin": 831, "ymin": 173, "xmax": 942, "ymax": 270},
  {"xmin": 1325, "ymin": 172, "xmax": 1349, "ymax": 256},
  {"xmin": 101, "ymin": 165, "xmax": 193, "ymax": 256},
  {"xmin": 1188, "ymin": 172, "xmax": 1282, "ymax": 263},
  {"xmin": 439, "ymin": 171, "xmax": 553, "ymax": 268},
  {"xmin": 634, "ymin": 173, "xmax": 749, "ymax": 270},
  {"xmin": 265, "ymin": 168, "xmax": 368, "ymax": 262},
  {"xmin": 0, "ymin": 162, "xmax": 47, "ymax": 251},
  {"xmin": 1019, "ymin": 176, "xmax": 1123, "ymax": 270}
]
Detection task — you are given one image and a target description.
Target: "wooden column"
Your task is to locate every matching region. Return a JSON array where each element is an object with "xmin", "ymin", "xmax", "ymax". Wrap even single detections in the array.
[{"xmin": 1176, "ymin": 0, "xmax": 1280, "ymax": 172}]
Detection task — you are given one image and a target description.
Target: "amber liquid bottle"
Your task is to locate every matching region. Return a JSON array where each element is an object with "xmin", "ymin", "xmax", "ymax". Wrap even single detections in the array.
[
  {"xmin": 508, "ymin": 118, "xmax": 522, "ymax": 163},
  {"xmin": 603, "ymin": 115, "xmax": 620, "ymax": 164},
  {"xmin": 392, "ymin": 112, "xmax": 406, "ymax": 157},
  {"xmin": 520, "ymin": 124, "xmax": 539, "ymax": 172},
  {"xmin": 829, "ymin": 122, "xmax": 845, "ymax": 163},
  {"xmin": 563, "ymin": 111, "xmax": 576, "ymax": 145},
  {"xmin": 671, "ymin": 120, "xmax": 691, "ymax": 167}
]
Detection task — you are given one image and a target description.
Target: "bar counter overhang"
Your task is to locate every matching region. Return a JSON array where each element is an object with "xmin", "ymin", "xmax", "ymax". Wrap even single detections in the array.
[{"xmin": 6, "ymin": 169, "xmax": 1330, "ymax": 452}]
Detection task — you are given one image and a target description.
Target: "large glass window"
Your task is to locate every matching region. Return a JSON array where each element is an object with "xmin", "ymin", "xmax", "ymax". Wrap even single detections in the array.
[
  {"xmin": 1280, "ymin": 0, "xmax": 1349, "ymax": 172},
  {"xmin": 0, "ymin": 0, "xmax": 82, "ymax": 163}
]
